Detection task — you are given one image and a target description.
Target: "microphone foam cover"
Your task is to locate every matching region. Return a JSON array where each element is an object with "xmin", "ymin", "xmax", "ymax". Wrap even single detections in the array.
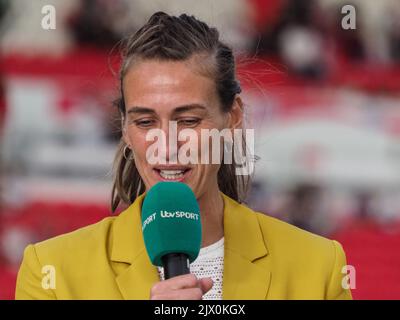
[{"xmin": 141, "ymin": 182, "xmax": 202, "ymax": 266}]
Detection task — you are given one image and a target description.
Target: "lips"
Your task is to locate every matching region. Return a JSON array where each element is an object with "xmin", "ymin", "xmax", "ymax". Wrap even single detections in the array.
[{"xmin": 153, "ymin": 166, "xmax": 192, "ymax": 182}]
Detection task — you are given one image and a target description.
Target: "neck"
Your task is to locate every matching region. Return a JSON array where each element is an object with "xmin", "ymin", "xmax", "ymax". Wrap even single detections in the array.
[{"xmin": 197, "ymin": 184, "xmax": 224, "ymax": 248}]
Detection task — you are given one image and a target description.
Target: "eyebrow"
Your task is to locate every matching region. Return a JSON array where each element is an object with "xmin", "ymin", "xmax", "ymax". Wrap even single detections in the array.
[{"xmin": 126, "ymin": 104, "xmax": 207, "ymax": 116}]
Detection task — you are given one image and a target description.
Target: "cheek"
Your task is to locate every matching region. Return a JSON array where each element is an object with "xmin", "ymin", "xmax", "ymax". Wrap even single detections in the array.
[
  {"xmin": 126, "ymin": 130, "xmax": 150, "ymax": 159},
  {"xmin": 194, "ymin": 164, "xmax": 220, "ymax": 194}
]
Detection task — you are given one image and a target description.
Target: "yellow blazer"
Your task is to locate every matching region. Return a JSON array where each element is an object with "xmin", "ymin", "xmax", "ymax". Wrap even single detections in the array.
[{"xmin": 15, "ymin": 193, "xmax": 352, "ymax": 300}]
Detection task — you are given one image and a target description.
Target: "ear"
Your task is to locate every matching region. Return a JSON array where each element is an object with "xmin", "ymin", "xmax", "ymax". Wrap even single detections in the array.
[{"xmin": 227, "ymin": 95, "xmax": 243, "ymax": 129}]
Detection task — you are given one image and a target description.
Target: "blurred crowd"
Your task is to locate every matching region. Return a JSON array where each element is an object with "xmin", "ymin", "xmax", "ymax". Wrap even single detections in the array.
[{"xmin": 0, "ymin": 0, "xmax": 400, "ymax": 66}]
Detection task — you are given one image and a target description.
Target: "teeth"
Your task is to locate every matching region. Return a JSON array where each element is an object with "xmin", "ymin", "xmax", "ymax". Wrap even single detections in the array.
[
  {"xmin": 159, "ymin": 170, "xmax": 185, "ymax": 180},
  {"xmin": 160, "ymin": 170, "xmax": 184, "ymax": 175}
]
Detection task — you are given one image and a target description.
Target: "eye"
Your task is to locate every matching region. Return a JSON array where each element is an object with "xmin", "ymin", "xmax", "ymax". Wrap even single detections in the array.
[
  {"xmin": 134, "ymin": 119, "xmax": 156, "ymax": 128},
  {"xmin": 178, "ymin": 118, "xmax": 201, "ymax": 127}
]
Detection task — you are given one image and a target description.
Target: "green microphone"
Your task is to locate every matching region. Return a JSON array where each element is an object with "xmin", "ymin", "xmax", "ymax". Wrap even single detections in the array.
[{"xmin": 141, "ymin": 182, "xmax": 202, "ymax": 279}]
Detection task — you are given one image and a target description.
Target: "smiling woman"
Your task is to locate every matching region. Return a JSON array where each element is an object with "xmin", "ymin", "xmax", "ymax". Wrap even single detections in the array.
[
  {"xmin": 15, "ymin": 12, "xmax": 352, "ymax": 300},
  {"xmin": 118, "ymin": 55, "xmax": 239, "ymax": 197},
  {"xmin": 112, "ymin": 14, "xmax": 246, "ymax": 213}
]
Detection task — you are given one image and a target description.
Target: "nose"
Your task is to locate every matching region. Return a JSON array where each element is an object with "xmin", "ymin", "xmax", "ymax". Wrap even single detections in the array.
[{"xmin": 159, "ymin": 120, "xmax": 179, "ymax": 164}]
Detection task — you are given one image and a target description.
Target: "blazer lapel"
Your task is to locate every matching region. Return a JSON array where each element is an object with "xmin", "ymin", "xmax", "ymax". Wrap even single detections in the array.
[
  {"xmin": 110, "ymin": 192, "xmax": 271, "ymax": 300},
  {"xmin": 115, "ymin": 250, "xmax": 159, "ymax": 299},
  {"xmin": 222, "ymin": 194, "xmax": 272, "ymax": 300},
  {"xmin": 111, "ymin": 194, "xmax": 160, "ymax": 300}
]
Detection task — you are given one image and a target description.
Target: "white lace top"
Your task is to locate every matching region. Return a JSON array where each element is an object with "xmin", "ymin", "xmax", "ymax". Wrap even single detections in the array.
[{"xmin": 157, "ymin": 237, "xmax": 225, "ymax": 300}]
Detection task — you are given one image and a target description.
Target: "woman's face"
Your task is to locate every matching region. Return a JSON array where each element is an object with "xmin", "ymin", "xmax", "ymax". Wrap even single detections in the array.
[{"xmin": 122, "ymin": 58, "xmax": 242, "ymax": 198}]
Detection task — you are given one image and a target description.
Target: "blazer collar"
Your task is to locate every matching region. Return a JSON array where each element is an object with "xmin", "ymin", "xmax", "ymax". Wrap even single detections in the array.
[{"xmin": 110, "ymin": 192, "xmax": 271, "ymax": 300}]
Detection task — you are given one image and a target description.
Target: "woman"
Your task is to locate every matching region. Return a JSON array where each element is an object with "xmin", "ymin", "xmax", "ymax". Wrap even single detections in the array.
[{"xmin": 15, "ymin": 12, "xmax": 352, "ymax": 300}]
